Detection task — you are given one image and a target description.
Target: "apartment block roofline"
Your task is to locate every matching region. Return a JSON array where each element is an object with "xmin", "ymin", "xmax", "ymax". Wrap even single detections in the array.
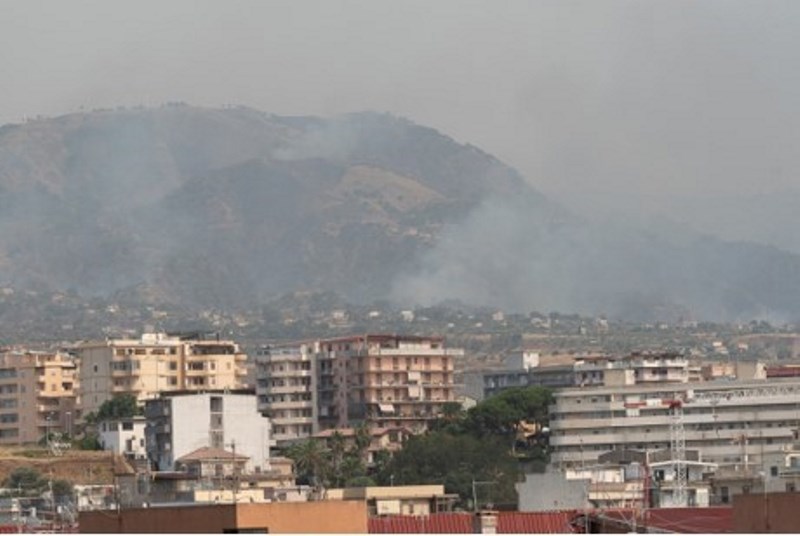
[
  {"xmin": 264, "ymin": 332, "xmax": 448, "ymax": 349},
  {"xmin": 154, "ymin": 388, "xmax": 256, "ymax": 398}
]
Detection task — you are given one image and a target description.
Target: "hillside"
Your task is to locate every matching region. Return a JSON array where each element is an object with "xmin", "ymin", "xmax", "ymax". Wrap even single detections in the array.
[{"xmin": 1, "ymin": 104, "xmax": 800, "ymax": 322}]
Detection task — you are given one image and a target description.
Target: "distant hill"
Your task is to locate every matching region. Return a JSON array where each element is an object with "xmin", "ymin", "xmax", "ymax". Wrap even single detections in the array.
[{"xmin": 1, "ymin": 104, "xmax": 800, "ymax": 322}]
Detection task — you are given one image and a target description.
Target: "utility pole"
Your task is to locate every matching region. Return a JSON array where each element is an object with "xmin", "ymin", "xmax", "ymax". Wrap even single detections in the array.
[
  {"xmin": 227, "ymin": 440, "xmax": 239, "ymax": 504},
  {"xmin": 471, "ymin": 479, "xmax": 494, "ymax": 512}
]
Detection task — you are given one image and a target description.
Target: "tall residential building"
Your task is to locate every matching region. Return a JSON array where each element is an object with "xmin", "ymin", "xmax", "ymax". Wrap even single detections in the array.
[
  {"xmin": 145, "ymin": 391, "xmax": 271, "ymax": 472},
  {"xmin": 256, "ymin": 334, "xmax": 462, "ymax": 445},
  {"xmin": 74, "ymin": 332, "xmax": 249, "ymax": 416},
  {"xmin": 255, "ymin": 344, "xmax": 316, "ymax": 445},
  {"xmin": 549, "ymin": 378, "xmax": 800, "ymax": 470},
  {"xmin": 0, "ymin": 350, "xmax": 78, "ymax": 444}
]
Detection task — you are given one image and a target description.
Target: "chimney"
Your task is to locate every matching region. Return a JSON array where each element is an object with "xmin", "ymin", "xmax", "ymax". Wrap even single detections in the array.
[{"xmin": 473, "ymin": 510, "xmax": 498, "ymax": 534}]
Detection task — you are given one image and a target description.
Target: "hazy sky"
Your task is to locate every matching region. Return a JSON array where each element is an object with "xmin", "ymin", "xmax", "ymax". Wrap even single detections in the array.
[{"xmin": 3, "ymin": 0, "xmax": 800, "ymax": 205}]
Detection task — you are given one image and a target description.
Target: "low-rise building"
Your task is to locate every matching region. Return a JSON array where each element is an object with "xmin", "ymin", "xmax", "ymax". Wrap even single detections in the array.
[
  {"xmin": 78, "ymin": 500, "xmax": 369, "ymax": 533},
  {"xmin": 326, "ymin": 485, "xmax": 457, "ymax": 516},
  {"xmin": 98, "ymin": 416, "xmax": 147, "ymax": 459},
  {"xmin": 310, "ymin": 426, "xmax": 411, "ymax": 466}
]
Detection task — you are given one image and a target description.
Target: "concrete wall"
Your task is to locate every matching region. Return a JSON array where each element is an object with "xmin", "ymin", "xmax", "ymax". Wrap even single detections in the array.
[
  {"xmin": 79, "ymin": 500, "xmax": 368, "ymax": 533},
  {"xmin": 517, "ymin": 470, "xmax": 588, "ymax": 511}
]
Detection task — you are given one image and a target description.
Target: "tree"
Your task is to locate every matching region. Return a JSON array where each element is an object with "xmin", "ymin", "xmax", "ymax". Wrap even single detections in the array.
[
  {"xmin": 382, "ymin": 431, "xmax": 519, "ymax": 509},
  {"xmin": 96, "ymin": 394, "xmax": 140, "ymax": 421},
  {"xmin": 51, "ymin": 479, "xmax": 74, "ymax": 504},
  {"xmin": 285, "ymin": 440, "xmax": 330, "ymax": 489},
  {"xmin": 465, "ymin": 386, "xmax": 553, "ymax": 453},
  {"xmin": 4, "ymin": 467, "xmax": 47, "ymax": 496}
]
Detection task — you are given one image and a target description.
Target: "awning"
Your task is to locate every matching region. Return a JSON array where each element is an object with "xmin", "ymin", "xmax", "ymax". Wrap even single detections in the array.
[{"xmin": 378, "ymin": 403, "xmax": 395, "ymax": 414}]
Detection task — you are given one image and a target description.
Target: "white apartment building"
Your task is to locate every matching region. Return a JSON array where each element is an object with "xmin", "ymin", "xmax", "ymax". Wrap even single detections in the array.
[
  {"xmin": 145, "ymin": 391, "xmax": 271, "ymax": 473},
  {"xmin": 549, "ymin": 378, "xmax": 800, "ymax": 469}
]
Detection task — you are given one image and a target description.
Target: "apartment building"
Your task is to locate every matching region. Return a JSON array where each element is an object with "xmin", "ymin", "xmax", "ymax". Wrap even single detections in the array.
[
  {"xmin": 549, "ymin": 378, "xmax": 800, "ymax": 470},
  {"xmin": 573, "ymin": 352, "xmax": 690, "ymax": 387},
  {"xmin": 74, "ymin": 332, "xmax": 249, "ymax": 415},
  {"xmin": 255, "ymin": 344, "xmax": 316, "ymax": 445},
  {"xmin": 145, "ymin": 391, "xmax": 270, "ymax": 472},
  {"xmin": 256, "ymin": 334, "xmax": 461, "ymax": 444},
  {"xmin": 482, "ymin": 352, "xmax": 690, "ymax": 400},
  {"xmin": 0, "ymin": 350, "xmax": 77, "ymax": 444}
]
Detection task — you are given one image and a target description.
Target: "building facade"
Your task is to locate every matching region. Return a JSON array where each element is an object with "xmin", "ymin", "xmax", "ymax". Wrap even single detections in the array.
[
  {"xmin": 256, "ymin": 334, "xmax": 461, "ymax": 445},
  {"xmin": 98, "ymin": 416, "xmax": 147, "ymax": 459},
  {"xmin": 145, "ymin": 391, "xmax": 270, "ymax": 473},
  {"xmin": 0, "ymin": 350, "xmax": 77, "ymax": 444},
  {"xmin": 255, "ymin": 344, "xmax": 317, "ymax": 445},
  {"xmin": 74, "ymin": 332, "xmax": 249, "ymax": 416},
  {"xmin": 549, "ymin": 378, "xmax": 800, "ymax": 470}
]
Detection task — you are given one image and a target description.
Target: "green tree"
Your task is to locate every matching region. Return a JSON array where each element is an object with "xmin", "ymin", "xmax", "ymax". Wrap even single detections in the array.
[
  {"xmin": 51, "ymin": 479, "xmax": 74, "ymax": 503},
  {"xmin": 465, "ymin": 386, "xmax": 553, "ymax": 453},
  {"xmin": 96, "ymin": 394, "xmax": 140, "ymax": 421},
  {"xmin": 285, "ymin": 440, "xmax": 330, "ymax": 489},
  {"xmin": 383, "ymin": 432, "xmax": 519, "ymax": 509},
  {"xmin": 4, "ymin": 467, "xmax": 47, "ymax": 496}
]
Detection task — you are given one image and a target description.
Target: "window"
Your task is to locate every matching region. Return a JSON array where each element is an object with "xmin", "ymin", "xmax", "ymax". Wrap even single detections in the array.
[{"xmin": 122, "ymin": 421, "xmax": 134, "ymax": 431}]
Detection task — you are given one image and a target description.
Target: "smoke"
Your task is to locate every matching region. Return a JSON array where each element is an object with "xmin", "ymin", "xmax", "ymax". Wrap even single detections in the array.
[{"xmin": 390, "ymin": 190, "xmax": 800, "ymax": 323}]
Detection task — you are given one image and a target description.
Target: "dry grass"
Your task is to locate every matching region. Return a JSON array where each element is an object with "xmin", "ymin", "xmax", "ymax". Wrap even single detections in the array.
[{"xmin": 0, "ymin": 447, "xmax": 116, "ymax": 485}]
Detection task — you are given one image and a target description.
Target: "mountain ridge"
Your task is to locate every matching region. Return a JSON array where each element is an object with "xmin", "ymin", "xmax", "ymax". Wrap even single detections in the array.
[{"xmin": 1, "ymin": 104, "xmax": 799, "ymax": 322}]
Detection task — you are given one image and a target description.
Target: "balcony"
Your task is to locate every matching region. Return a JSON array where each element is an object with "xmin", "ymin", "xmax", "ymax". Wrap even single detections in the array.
[
  {"xmin": 271, "ymin": 416, "xmax": 315, "ymax": 426},
  {"xmin": 263, "ymin": 369, "xmax": 312, "ymax": 378},
  {"xmin": 370, "ymin": 348, "xmax": 464, "ymax": 357},
  {"xmin": 261, "ymin": 384, "xmax": 308, "ymax": 395},
  {"xmin": 263, "ymin": 400, "xmax": 314, "ymax": 410}
]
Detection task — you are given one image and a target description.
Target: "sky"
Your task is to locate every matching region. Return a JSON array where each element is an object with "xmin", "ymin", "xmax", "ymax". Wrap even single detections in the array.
[{"xmin": 3, "ymin": 0, "xmax": 800, "ymax": 215}]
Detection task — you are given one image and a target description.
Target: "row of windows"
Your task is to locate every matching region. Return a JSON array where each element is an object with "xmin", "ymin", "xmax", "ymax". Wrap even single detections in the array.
[
  {"xmin": 0, "ymin": 413, "xmax": 18, "ymax": 424},
  {"xmin": 263, "ymin": 393, "xmax": 313, "ymax": 403},
  {"xmin": 115, "ymin": 347, "xmax": 178, "ymax": 356}
]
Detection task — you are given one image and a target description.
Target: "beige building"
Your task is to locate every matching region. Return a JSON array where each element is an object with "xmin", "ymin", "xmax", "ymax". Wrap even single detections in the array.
[
  {"xmin": 0, "ymin": 350, "xmax": 78, "ymax": 444},
  {"xmin": 257, "ymin": 334, "xmax": 461, "ymax": 444},
  {"xmin": 326, "ymin": 484, "xmax": 456, "ymax": 516},
  {"xmin": 319, "ymin": 334, "xmax": 460, "ymax": 433},
  {"xmin": 75, "ymin": 332, "xmax": 249, "ymax": 416}
]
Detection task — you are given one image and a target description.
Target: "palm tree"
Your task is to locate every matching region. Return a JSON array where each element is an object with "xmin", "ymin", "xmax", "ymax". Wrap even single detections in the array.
[{"xmin": 286, "ymin": 440, "xmax": 330, "ymax": 491}]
